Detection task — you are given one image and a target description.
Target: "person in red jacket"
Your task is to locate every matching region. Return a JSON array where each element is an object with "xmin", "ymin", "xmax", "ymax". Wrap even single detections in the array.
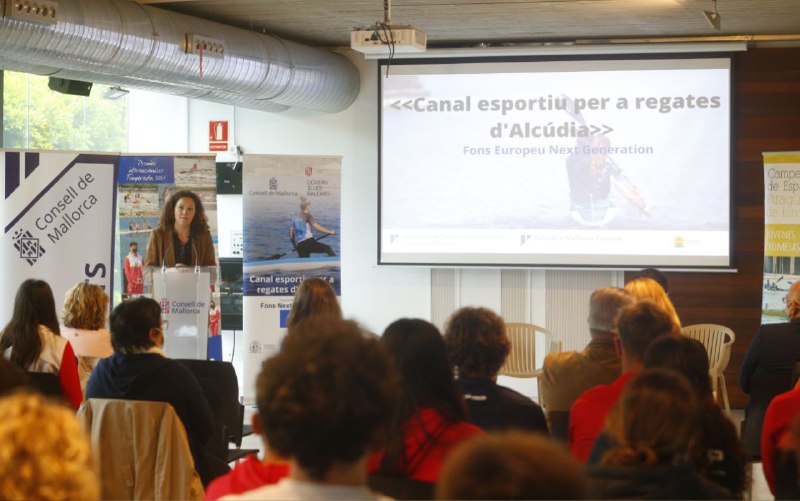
[
  {"xmin": 123, "ymin": 241, "xmax": 144, "ymax": 295},
  {"xmin": 369, "ymin": 318, "xmax": 484, "ymax": 483},
  {"xmin": 0, "ymin": 279, "xmax": 82, "ymax": 409}
]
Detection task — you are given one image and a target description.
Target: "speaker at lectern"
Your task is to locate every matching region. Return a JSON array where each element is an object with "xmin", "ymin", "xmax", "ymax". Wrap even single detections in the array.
[{"xmin": 146, "ymin": 266, "xmax": 214, "ymax": 360}]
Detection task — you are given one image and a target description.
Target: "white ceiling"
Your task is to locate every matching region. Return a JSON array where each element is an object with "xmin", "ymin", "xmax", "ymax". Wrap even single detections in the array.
[{"xmin": 134, "ymin": 0, "xmax": 800, "ymax": 48}]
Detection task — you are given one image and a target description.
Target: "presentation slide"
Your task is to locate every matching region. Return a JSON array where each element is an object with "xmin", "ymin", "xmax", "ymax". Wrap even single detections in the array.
[{"xmin": 379, "ymin": 56, "xmax": 732, "ymax": 269}]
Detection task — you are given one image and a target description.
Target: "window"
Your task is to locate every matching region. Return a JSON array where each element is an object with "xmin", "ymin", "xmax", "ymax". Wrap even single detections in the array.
[{"xmin": 3, "ymin": 71, "xmax": 127, "ymax": 151}]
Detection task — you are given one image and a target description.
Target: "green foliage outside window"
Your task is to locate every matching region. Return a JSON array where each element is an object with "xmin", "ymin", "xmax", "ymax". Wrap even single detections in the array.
[{"xmin": 3, "ymin": 71, "xmax": 127, "ymax": 151}]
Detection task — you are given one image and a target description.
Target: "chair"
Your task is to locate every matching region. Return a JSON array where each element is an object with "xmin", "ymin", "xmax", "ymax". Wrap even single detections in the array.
[
  {"xmin": 682, "ymin": 324, "xmax": 736, "ymax": 416},
  {"xmin": 499, "ymin": 323, "xmax": 562, "ymax": 401},
  {"xmin": 176, "ymin": 359, "xmax": 257, "ymax": 462},
  {"xmin": 77, "ymin": 398, "xmax": 204, "ymax": 500}
]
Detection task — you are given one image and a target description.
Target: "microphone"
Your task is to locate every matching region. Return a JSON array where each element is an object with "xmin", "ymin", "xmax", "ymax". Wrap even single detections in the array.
[
  {"xmin": 192, "ymin": 240, "xmax": 200, "ymax": 273},
  {"xmin": 161, "ymin": 241, "xmax": 174, "ymax": 273}
]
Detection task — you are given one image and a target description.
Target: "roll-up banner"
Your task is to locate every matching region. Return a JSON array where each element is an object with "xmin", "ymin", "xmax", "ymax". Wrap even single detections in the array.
[
  {"xmin": 242, "ymin": 154, "xmax": 341, "ymax": 401},
  {"xmin": 1, "ymin": 150, "xmax": 118, "ymax": 322},
  {"xmin": 762, "ymin": 152, "xmax": 800, "ymax": 324},
  {"xmin": 116, "ymin": 154, "xmax": 221, "ymax": 358}
]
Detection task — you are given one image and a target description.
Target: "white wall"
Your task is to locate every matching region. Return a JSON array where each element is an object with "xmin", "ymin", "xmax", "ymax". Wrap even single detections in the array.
[{"xmin": 129, "ymin": 52, "xmax": 431, "ymax": 334}]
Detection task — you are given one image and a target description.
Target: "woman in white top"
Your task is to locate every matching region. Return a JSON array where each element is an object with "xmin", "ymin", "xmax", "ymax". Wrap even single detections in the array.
[
  {"xmin": 0, "ymin": 279, "xmax": 82, "ymax": 409},
  {"xmin": 61, "ymin": 281, "xmax": 113, "ymax": 391}
]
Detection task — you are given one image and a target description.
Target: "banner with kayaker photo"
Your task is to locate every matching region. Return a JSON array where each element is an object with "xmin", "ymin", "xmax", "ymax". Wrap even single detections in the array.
[
  {"xmin": 241, "ymin": 154, "xmax": 341, "ymax": 400},
  {"xmin": 762, "ymin": 151, "xmax": 800, "ymax": 324}
]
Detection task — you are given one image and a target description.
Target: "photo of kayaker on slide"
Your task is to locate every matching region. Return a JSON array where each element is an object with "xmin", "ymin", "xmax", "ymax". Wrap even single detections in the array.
[{"xmin": 563, "ymin": 95, "xmax": 649, "ymax": 226}]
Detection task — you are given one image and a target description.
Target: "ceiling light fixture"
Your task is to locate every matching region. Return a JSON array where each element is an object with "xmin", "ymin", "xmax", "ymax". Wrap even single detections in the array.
[{"xmin": 703, "ymin": 0, "xmax": 721, "ymax": 31}]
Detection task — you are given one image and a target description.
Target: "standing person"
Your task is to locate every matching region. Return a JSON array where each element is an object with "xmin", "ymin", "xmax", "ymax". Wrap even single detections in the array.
[
  {"xmin": 369, "ymin": 318, "xmax": 484, "ymax": 483},
  {"xmin": 124, "ymin": 241, "xmax": 144, "ymax": 295},
  {"xmin": 145, "ymin": 190, "xmax": 216, "ymax": 268},
  {"xmin": 0, "ymin": 279, "xmax": 82, "ymax": 409},
  {"xmin": 444, "ymin": 306, "xmax": 547, "ymax": 434},
  {"xmin": 741, "ymin": 280, "xmax": 800, "ymax": 458},
  {"xmin": 208, "ymin": 299, "xmax": 221, "ymax": 336},
  {"xmin": 86, "ymin": 297, "xmax": 227, "ymax": 486},
  {"xmin": 61, "ymin": 281, "xmax": 114, "ymax": 392},
  {"xmin": 289, "ymin": 196, "xmax": 336, "ymax": 258}
]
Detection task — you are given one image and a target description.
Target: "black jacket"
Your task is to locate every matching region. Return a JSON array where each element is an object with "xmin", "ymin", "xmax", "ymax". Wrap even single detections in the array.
[{"xmin": 456, "ymin": 377, "xmax": 548, "ymax": 434}]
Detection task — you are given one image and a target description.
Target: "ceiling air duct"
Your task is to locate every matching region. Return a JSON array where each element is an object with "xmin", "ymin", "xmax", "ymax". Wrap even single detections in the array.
[{"xmin": 0, "ymin": 0, "xmax": 360, "ymax": 113}]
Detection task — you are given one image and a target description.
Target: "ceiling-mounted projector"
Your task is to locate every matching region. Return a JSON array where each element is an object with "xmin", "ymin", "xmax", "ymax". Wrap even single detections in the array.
[{"xmin": 351, "ymin": 25, "xmax": 427, "ymax": 55}]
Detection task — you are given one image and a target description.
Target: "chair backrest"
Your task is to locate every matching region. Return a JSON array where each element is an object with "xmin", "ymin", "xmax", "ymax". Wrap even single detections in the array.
[
  {"xmin": 176, "ymin": 359, "xmax": 244, "ymax": 444},
  {"xmin": 682, "ymin": 324, "xmax": 736, "ymax": 374},
  {"xmin": 77, "ymin": 398, "xmax": 204, "ymax": 500},
  {"xmin": 499, "ymin": 323, "xmax": 559, "ymax": 378}
]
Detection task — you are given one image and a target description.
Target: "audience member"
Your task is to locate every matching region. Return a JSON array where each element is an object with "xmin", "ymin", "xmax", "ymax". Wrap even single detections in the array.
[
  {"xmin": 436, "ymin": 431, "xmax": 588, "ymax": 500},
  {"xmin": 369, "ymin": 318, "xmax": 484, "ymax": 483},
  {"xmin": 61, "ymin": 281, "xmax": 113, "ymax": 391},
  {"xmin": 762, "ymin": 375, "xmax": 800, "ymax": 495},
  {"xmin": 0, "ymin": 392, "xmax": 100, "ymax": 500},
  {"xmin": 285, "ymin": 277, "xmax": 342, "ymax": 329},
  {"xmin": 86, "ymin": 297, "xmax": 227, "ymax": 486},
  {"xmin": 586, "ymin": 369, "xmax": 732, "ymax": 499},
  {"xmin": 631, "ymin": 267, "xmax": 669, "ymax": 294},
  {"xmin": 542, "ymin": 287, "xmax": 635, "ymax": 418},
  {"xmin": 741, "ymin": 280, "xmax": 800, "ymax": 458},
  {"xmin": 221, "ymin": 318, "xmax": 397, "ymax": 500},
  {"xmin": 770, "ymin": 413, "xmax": 800, "ymax": 499},
  {"xmin": 0, "ymin": 357, "xmax": 27, "ymax": 396},
  {"xmin": 444, "ymin": 306, "xmax": 547, "ymax": 434},
  {"xmin": 643, "ymin": 335, "xmax": 747, "ymax": 498},
  {"xmin": 568, "ymin": 300, "xmax": 676, "ymax": 462},
  {"xmin": 0, "ymin": 279, "xmax": 82, "ymax": 409},
  {"xmin": 624, "ymin": 277, "xmax": 681, "ymax": 329}
]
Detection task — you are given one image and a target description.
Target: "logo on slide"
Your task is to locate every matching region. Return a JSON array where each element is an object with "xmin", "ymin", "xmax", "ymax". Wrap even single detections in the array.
[
  {"xmin": 249, "ymin": 341, "xmax": 262, "ymax": 354},
  {"xmin": 159, "ymin": 298, "xmax": 170, "ymax": 314},
  {"xmin": 12, "ymin": 229, "xmax": 46, "ymax": 266},
  {"xmin": 390, "ymin": 234, "xmax": 400, "ymax": 243},
  {"xmin": 304, "ymin": 166, "xmax": 313, "ymax": 177},
  {"xmin": 268, "ymin": 177, "xmax": 278, "ymax": 191},
  {"xmin": 520, "ymin": 234, "xmax": 532, "ymax": 245}
]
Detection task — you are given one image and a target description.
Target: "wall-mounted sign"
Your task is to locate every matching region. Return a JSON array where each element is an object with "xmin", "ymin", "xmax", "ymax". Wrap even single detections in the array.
[{"xmin": 209, "ymin": 120, "xmax": 228, "ymax": 152}]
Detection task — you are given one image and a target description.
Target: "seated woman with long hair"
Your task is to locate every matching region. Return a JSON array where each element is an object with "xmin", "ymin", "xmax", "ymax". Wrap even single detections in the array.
[
  {"xmin": 587, "ymin": 369, "xmax": 732, "ymax": 499},
  {"xmin": 285, "ymin": 277, "xmax": 342, "ymax": 329},
  {"xmin": 61, "ymin": 281, "xmax": 113, "ymax": 392},
  {"xmin": 0, "ymin": 279, "xmax": 82, "ymax": 409},
  {"xmin": 624, "ymin": 277, "xmax": 681, "ymax": 330},
  {"xmin": 368, "ymin": 318, "xmax": 484, "ymax": 483}
]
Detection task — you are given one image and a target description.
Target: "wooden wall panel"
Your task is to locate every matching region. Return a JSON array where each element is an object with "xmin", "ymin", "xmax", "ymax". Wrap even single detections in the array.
[{"xmin": 627, "ymin": 47, "xmax": 800, "ymax": 409}]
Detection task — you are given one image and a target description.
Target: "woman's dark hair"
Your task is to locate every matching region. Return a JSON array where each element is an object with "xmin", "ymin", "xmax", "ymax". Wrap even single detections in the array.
[
  {"xmin": 257, "ymin": 318, "xmax": 398, "ymax": 481},
  {"xmin": 602, "ymin": 369, "xmax": 699, "ymax": 467},
  {"xmin": 109, "ymin": 297, "xmax": 161, "ymax": 353},
  {"xmin": 644, "ymin": 335, "xmax": 712, "ymax": 400},
  {"xmin": 644, "ymin": 335, "xmax": 747, "ymax": 497},
  {"xmin": 380, "ymin": 318, "xmax": 467, "ymax": 474},
  {"xmin": 0, "ymin": 280, "xmax": 60, "ymax": 369},
  {"xmin": 157, "ymin": 190, "xmax": 209, "ymax": 234},
  {"xmin": 444, "ymin": 307, "xmax": 510, "ymax": 379},
  {"xmin": 286, "ymin": 278, "xmax": 342, "ymax": 328}
]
